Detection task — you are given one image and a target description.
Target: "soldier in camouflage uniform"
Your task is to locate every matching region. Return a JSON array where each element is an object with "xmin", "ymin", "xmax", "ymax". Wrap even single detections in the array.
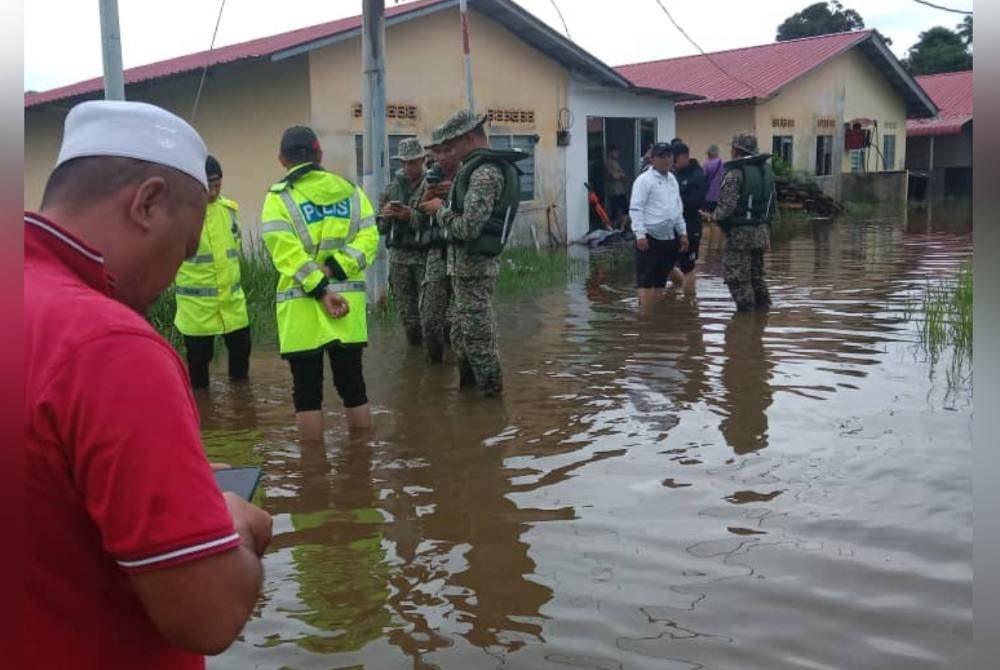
[
  {"xmin": 378, "ymin": 138, "xmax": 427, "ymax": 345},
  {"xmin": 411, "ymin": 127, "xmax": 459, "ymax": 363},
  {"xmin": 702, "ymin": 132, "xmax": 774, "ymax": 312},
  {"xmin": 420, "ymin": 110, "xmax": 523, "ymax": 396}
]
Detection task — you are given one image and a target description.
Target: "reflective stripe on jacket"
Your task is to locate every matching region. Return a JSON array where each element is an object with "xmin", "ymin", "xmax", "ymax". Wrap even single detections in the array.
[
  {"xmin": 173, "ymin": 196, "xmax": 248, "ymax": 336},
  {"xmin": 261, "ymin": 165, "xmax": 377, "ymax": 355}
]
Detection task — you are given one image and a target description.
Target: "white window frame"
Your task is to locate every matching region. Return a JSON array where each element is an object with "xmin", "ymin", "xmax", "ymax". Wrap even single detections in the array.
[{"xmin": 488, "ymin": 134, "xmax": 536, "ymax": 202}]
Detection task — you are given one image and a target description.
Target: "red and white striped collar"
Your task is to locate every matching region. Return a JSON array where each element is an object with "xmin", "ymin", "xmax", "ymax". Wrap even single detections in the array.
[{"xmin": 24, "ymin": 212, "xmax": 116, "ymax": 293}]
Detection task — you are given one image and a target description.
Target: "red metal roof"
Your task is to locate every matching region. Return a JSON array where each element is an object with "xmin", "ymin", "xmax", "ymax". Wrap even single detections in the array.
[
  {"xmin": 616, "ymin": 30, "xmax": 873, "ymax": 107},
  {"xmin": 25, "ymin": 0, "xmax": 448, "ymax": 108},
  {"xmin": 907, "ymin": 70, "xmax": 973, "ymax": 137}
]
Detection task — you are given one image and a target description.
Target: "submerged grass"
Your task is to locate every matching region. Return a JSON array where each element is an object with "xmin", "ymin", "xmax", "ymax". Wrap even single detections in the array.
[
  {"xmin": 148, "ymin": 244, "xmax": 584, "ymax": 348},
  {"xmin": 907, "ymin": 262, "xmax": 973, "ymax": 388}
]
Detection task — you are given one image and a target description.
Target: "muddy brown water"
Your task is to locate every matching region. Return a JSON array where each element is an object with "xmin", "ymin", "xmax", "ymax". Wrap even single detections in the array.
[{"xmin": 202, "ymin": 205, "xmax": 972, "ymax": 670}]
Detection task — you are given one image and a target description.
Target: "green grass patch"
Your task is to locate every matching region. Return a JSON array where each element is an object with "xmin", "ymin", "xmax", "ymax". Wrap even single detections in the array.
[
  {"xmin": 147, "ymin": 245, "xmax": 583, "ymax": 346},
  {"xmin": 907, "ymin": 262, "xmax": 972, "ymax": 389}
]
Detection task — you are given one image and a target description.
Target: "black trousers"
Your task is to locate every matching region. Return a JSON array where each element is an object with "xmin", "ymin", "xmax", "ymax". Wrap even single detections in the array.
[
  {"xmin": 287, "ymin": 345, "xmax": 368, "ymax": 412},
  {"xmin": 184, "ymin": 326, "xmax": 251, "ymax": 389}
]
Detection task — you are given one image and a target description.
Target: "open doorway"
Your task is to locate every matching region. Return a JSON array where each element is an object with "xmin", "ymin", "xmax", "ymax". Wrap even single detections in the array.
[{"xmin": 585, "ymin": 116, "xmax": 658, "ymax": 231}]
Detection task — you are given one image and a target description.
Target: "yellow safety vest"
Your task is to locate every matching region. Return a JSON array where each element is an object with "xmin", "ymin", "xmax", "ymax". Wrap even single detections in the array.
[
  {"xmin": 260, "ymin": 165, "xmax": 377, "ymax": 355},
  {"xmin": 173, "ymin": 196, "xmax": 249, "ymax": 337}
]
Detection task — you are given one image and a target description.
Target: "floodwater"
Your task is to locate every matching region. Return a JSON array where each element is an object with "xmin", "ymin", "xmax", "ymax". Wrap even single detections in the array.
[{"xmin": 202, "ymin": 203, "xmax": 972, "ymax": 670}]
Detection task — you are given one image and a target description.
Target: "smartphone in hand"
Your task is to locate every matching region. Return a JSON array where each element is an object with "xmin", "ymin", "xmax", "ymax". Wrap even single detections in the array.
[{"xmin": 214, "ymin": 466, "xmax": 262, "ymax": 501}]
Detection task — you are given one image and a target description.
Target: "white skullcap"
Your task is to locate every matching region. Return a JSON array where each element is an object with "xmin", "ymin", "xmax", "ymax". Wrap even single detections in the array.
[{"xmin": 56, "ymin": 100, "xmax": 208, "ymax": 189}]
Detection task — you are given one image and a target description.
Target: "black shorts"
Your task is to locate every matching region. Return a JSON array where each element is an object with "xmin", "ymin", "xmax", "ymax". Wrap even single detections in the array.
[
  {"xmin": 677, "ymin": 219, "xmax": 703, "ymax": 274},
  {"xmin": 635, "ymin": 236, "xmax": 679, "ymax": 289},
  {"xmin": 287, "ymin": 345, "xmax": 367, "ymax": 412},
  {"xmin": 609, "ymin": 194, "xmax": 628, "ymax": 221}
]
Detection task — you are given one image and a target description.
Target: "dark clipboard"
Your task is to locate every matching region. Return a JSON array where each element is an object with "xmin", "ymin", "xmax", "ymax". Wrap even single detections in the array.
[{"xmin": 214, "ymin": 466, "xmax": 262, "ymax": 501}]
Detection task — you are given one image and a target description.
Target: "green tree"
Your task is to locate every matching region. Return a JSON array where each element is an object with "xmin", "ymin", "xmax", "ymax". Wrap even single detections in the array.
[
  {"xmin": 776, "ymin": 1, "xmax": 865, "ymax": 41},
  {"xmin": 905, "ymin": 26, "xmax": 972, "ymax": 75},
  {"xmin": 956, "ymin": 15, "xmax": 972, "ymax": 47}
]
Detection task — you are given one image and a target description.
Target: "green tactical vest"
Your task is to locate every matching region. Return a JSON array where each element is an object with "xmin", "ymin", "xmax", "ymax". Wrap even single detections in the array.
[
  {"xmin": 384, "ymin": 171, "xmax": 421, "ymax": 249},
  {"xmin": 449, "ymin": 148, "xmax": 524, "ymax": 257},
  {"xmin": 719, "ymin": 153, "xmax": 776, "ymax": 229}
]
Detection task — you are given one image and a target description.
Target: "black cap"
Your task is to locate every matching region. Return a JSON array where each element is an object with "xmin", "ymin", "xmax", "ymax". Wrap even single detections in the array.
[
  {"xmin": 671, "ymin": 142, "xmax": 690, "ymax": 158},
  {"xmin": 650, "ymin": 141, "xmax": 673, "ymax": 157},
  {"xmin": 280, "ymin": 125, "xmax": 321, "ymax": 159},
  {"xmin": 205, "ymin": 155, "xmax": 222, "ymax": 181}
]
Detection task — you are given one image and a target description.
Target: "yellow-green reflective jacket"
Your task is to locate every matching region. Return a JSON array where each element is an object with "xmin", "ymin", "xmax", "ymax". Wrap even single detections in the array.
[
  {"xmin": 261, "ymin": 165, "xmax": 377, "ymax": 355},
  {"xmin": 173, "ymin": 196, "xmax": 248, "ymax": 337}
]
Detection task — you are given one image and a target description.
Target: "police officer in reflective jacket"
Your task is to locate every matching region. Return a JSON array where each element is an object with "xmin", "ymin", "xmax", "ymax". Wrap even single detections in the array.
[
  {"xmin": 702, "ymin": 132, "xmax": 775, "ymax": 312},
  {"xmin": 420, "ymin": 110, "xmax": 526, "ymax": 396},
  {"xmin": 173, "ymin": 155, "xmax": 251, "ymax": 389},
  {"xmin": 260, "ymin": 126, "xmax": 378, "ymax": 438}
]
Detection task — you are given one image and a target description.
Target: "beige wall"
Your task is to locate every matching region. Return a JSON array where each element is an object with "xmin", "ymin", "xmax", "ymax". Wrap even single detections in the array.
[
  {"xmin": 755, "ymin": 47, "xmax": 908, "ymax": 176},
  {"xmin": 674, "ymin": 47, "xmax": 909, "ymax": 181},
  {"xmin": 24, "ymin": 55, "xmax": 312, "ymax": 229},
  {"xmin": 308, "ymin": 6, "xmax": 569, "ymax": 236},
  {"xmin": 676, "ymin": 103, "xmax": 756, "ymax": 161}
]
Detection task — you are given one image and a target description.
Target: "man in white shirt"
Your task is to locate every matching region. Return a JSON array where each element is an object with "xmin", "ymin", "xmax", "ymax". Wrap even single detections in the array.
[{"xmin": 629, "ymin": 142, "xmax": 689, "ymax": 305}]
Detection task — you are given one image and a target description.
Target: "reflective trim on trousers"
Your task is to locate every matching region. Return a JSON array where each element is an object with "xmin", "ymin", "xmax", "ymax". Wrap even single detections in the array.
[
  {"xmin": 275, "ymin": 281, "xmax": 367, "ymax": 303},
  {"xmin": 185, "ymin": 253, "xmax": 214, "ymax": 264},
  {"xmin": 175, "ymin": 282, "xmax": 242, "ymax": 298},
  {"xmin": 279, "ymin": 191, "xmax": 316, "ymax": 255}
]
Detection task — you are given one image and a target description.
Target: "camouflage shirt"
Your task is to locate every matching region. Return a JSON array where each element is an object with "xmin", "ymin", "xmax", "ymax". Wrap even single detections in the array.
[
  {"xmin": 380, "ymin": 172, "xmax": 426, "ymax": 266},
  {"xmin": 712, "ymin": 168, "xmax": 770, "ymax": 252},
  {"xmin": 436, "ymin": 162, "xmax": 504, "ymax": 278}
]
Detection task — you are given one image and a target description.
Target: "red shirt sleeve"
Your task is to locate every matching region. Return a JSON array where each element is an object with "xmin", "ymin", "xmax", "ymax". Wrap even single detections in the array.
[{"xmin": 40, "ymin": 331, "xmax": 240, "ymax": 572}]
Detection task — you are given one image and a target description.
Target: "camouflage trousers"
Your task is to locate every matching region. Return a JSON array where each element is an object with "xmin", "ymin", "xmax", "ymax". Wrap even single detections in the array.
[
  {"xmin": 450, "ymin": 274, "xmax": 502, "ymax": 395},
  {"xmin": 389, "ymin": 259, "xmax": 425, "ymax": 345},
  {"xmin": 723, "ymin": 224, "xmax": 771, "ymax": 312}
]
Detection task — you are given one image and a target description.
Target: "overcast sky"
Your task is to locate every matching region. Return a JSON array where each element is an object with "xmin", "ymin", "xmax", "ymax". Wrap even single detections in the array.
[{"xmin": 23, "ymin": 0, "xmax": 973, "ymax": 92}]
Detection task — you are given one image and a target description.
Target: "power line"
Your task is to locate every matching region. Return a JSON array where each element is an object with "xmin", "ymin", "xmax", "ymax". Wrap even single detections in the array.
[
  {"xmin": 546, "ymin": 0, "xmax": 572, "ymax": 40},
  {"xmin": 191, "ymin": 0, "xmax": 228, "ymax": 121},
  {"xmin": 650, "ymin": 0, "xmax": 767, "ymax": 97},
  {"xmin": 909, "ymin": 0, "xmax": 972, "ymax": 15}
]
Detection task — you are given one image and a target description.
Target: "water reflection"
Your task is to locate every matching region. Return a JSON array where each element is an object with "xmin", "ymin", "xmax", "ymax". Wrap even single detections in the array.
[
  {"xmin": 718, "ymin": 313, "xmax": 773, "ymax": 455},
  {"xmin": 208, "ymin": 211, "xmax": 973, "ymax": 670}
]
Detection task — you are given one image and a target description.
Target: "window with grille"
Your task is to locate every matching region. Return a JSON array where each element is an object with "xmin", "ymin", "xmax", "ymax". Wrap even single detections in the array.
[
  {"xmin": 771, "ymin": 135, "xmax": 793, "ymax": 166},
  {"xmin": 815, "ymin": 135, "xmax": 833, "ymax": 176},
  {"xmin": 883, "ymin": 135, "xmax": 896, "ymax": 171},
  {"xmin": 354, "ymin": 134, "xmax": 418, "ymax": 182},
  {"xmin": 488, "ymin": 134, "xmax": 535, "ymax": 201}
]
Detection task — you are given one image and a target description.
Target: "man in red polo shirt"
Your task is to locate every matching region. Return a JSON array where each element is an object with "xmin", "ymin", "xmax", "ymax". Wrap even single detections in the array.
[{"xmin": 24, "ymin": 100, "xmax": 272, "ymax": 669}]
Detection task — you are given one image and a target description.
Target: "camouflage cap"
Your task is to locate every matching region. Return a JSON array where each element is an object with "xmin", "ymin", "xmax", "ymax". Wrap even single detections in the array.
[
  {"xmin": 424, "ymin": 125, "xmax": 449, "ymax": 150},
  {"xmin": 732, "ymin": 132, "xmax": 759, "ymax": 156},
  {"xmin": 433, "ymin": 109, "xmax": 488, "ymax": 145},
  {"xmin": 392, "ymin": 137, "xmax": 425, "ymax": 161}
]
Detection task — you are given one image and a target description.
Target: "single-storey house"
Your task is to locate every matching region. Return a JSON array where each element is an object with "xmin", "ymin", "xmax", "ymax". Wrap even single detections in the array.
[
  {"xmin": 906, "ymin": 70, "xmax": 972, "ymax": 199},
  {"xmin": 24, "ymin": 0, "xmax": 696, "ymax": 246},
  {"xmin": 617, "ymin": 30, "xmax": 937, "ymax": 201}
]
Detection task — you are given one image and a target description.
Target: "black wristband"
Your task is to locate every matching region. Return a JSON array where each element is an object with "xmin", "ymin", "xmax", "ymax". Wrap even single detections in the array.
[
  {"xmin": 308, "ymin": 276, "xmax": 330, "ymax": 300},
  {"xmin": 325, "ymin": 256, "xmax": 348, "ymax": 281}
]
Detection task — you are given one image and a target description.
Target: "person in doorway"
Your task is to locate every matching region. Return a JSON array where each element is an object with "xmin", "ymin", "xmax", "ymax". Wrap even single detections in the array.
[
  {"xmin": 605, "ymin": 145, "xmax": 629, "ymax": 228},
  {"xmin": 414, "ymin": 127, "xmax": 460, "ymax": 363},
  {"xmin": 260, "ymin": 126, "xmax": 378, "ymax": 437},
  {"xmin": 378, "ymin": 138, "xmax": 428, "ymax": 347},
  {"xmin": 703, "ymin": 144, "xmax": 725, "ymax": 212},
  {"xmin": 701, "ymin": 132, "xmax": 775, "ymax": 312},
  {"xmin": 420, "ymin": 109, "xmax": 524, "ymax": 396},
  {"xmin": 24, "ymin": 100, "xmax": 271, "ymax": 669},
  {"xmin": 629, "ymin": 142, "xmax": 688, "ymax": 305},
  {"xmin": 669, "ymin": 142, "xmax": 707, "ymax": 290},
  {"xmin": 173, "ymin": 155, "xmax": 251, "ymax": 389}
]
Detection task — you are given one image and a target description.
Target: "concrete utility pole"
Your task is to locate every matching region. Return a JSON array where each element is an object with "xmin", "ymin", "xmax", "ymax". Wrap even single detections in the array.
[
  {"xmin": 459, "ymin": 0, "xmax": 475, "ymax": 111},
  {"xmin": 98, "ymin": 0, "xmax": 126, "ymax": 100},
  {"xmin": 362, "ymin": 0, "xmax": 389, "ymax": 302}
]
